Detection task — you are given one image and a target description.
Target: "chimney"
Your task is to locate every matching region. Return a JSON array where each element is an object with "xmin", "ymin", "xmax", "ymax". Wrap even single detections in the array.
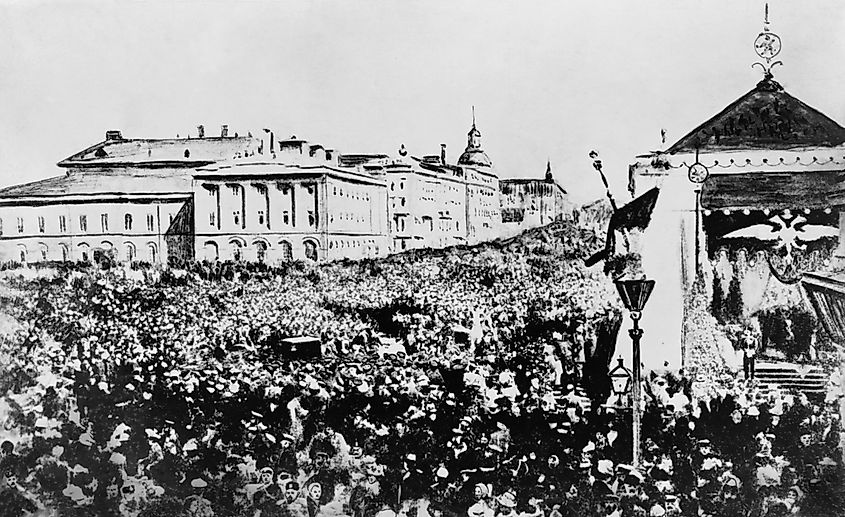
[
  {"xmin": 440, "ymin": 143, "xmax": 447, "ymax": 165},
  {"xmin": 105, "ymin": 130, "xmax": 123, "ymax": 141},
  {"xmin": 197, "ymin": 125, "xmax": 205, "ymax": 138},
  {"xmin": 221, "ymin": 125, "xmax": 229, "ymax": 138}
]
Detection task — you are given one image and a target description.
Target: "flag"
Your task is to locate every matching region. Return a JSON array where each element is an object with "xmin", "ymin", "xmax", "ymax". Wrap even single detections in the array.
[{"xmin": 585, "ymin": 187, "xmax": 660, "ymax": 267}]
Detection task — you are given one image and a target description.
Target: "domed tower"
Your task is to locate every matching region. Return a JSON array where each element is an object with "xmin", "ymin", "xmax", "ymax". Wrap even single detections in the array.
[{"xmin": 458, "ymin": 107, "xmax": 492, "ymax": 167}]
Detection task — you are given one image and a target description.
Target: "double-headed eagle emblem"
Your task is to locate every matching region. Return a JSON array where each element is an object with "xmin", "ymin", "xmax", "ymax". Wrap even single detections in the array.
[{"xmin": 722, "ymin": 215, "xmax": 837, "ymax": 283}]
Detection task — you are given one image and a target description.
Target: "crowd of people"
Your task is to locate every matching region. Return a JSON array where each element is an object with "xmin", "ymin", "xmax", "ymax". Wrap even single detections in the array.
[{"xmin": 0, "ymin": 219, "xmax": 841, "ymax": 516}]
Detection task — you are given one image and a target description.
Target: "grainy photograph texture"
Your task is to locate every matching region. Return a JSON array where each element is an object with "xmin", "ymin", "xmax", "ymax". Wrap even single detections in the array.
[{"xmin": 0, "ymin": 1, "xmax": 844, "ymax": 516}]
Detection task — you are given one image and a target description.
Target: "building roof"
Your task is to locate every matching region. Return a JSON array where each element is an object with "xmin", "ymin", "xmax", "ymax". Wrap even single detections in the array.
[
  {"xmin": 0, "ymin": 170, "xmax": 193, "ymax": 201},
  {"xmin": 458, "ymin": 148, "xmax": 492, "ymax": 167},
  {"xmin": 667, "ymin": 76, "xmax": 845, "ymax": 153},
  {"xmin": 59, "ymin": 133, "xmax": 261, "ymax": 168},
  {"xmin": 500, "ymin": 177, "xmax": 567, "ymax": 195}
]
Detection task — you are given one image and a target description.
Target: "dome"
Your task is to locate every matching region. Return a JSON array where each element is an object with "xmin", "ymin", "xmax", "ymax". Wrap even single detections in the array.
[{"xmin": 458, "ymin": 148, "xmax": 492, "ymax": 167}]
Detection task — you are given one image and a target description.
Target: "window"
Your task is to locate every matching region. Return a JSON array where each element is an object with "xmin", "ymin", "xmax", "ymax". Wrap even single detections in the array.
[
  {"xmin": 38, "ymin": 216, "xmax": 45, "ymax": 233},
  {"xmin": 209, "ymin": 212, "xmax": 216, "ymax": 227},
  {"xmin": 230, "ymin": 185, "xmax": 240, "ymax": 196},
  {"xmin": 16, "ymin": 217, "xmax": 24, "ymax": 233},
  {"xmin": 283, "ymin": 211, "xmax": 290, "ymax": 225},
  {"xmin": 279, "ymin": 240, "xmax": 293, "ymax": 261},
  {"xmin": 60, "ymin": 245, "xmax": 68, "ymax": 261},
  {"xmin": 146, "ymin": 214, "xmax": 155, "ymax": 232},
  {"xmin": 400, "ymin": 181, "xmax": 404, "ymax": 190},
  {"xmin": 258, "ymin": 210, "xmax": 265, "ymax": 225},
  {"xmin": 18, "ymin": 245, "xmax": 26, "ymax": 263},
  {"xmin": 401, "ymin": 198, "xmax": 406, "ymax": 207},
  {"xmin": 333, "ymin": 187, "xmax": 337, "ymax": 196},
  {"xmin": 390, "ymin": 182, "xmax": 395, "ymax": 191},
  {"xmin": 169, "ymin": 214, "xmax": 174, "ymax": 225},
  {"xmin": 232, "ymin": 241, "xmax": 242, "ymax": 261},
  {"xmin": 125, "ymin": 243, "xmax": 136, "ymax": 262},
  {"xmin": 100, "ymin": 214, "xmax": 109, "ymax": 232},
  {"xmin": 79, "ymin": 215, "xmax": 87, "ymax": 232},
  {"xmin": 0, "ymin": 218, "xmax": 3, "ymax": 236},
  {"xmin": 59, "ymin": 216, "xmax": 67, "ymax": 233},
  {"xmin": 124, "ymin": 214, "xmax": 133, "ymax": 231},
  {"xmin": 147, "ymin": 243, "xmax": 157, "ymax": 263},
  {"xmin": 40, "ymin": 245, "xmax": 48, "ymax": 261},
  {"xmin": 255, "ymin": 241, "xmax": 267, "ymax": 263},
  {"xmin": 233, "ymin": 211, "xmax": 240, "ymax": 226},
  {"xmin": 308, "ymin": 211, "xmax": 315, "ymax": 227},
  {"xmin": 304, "ymin": 240, "xmax": 318, "ymax": 261}
]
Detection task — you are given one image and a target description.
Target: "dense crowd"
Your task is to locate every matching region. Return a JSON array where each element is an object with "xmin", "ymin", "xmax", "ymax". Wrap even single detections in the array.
[{"xmin": 0, "ymin": 220, "xmax": 841, "ymax": 516}]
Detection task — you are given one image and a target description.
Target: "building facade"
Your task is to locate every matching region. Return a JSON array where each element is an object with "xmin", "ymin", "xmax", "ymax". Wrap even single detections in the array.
[
  {"xmin": 193, "ymin": 137, "xmax": 389, "ymax": 263},
  {"xmin": 0, "ymin": 119, "xmax": 563, "ymax": 266},
  {"xmin": 500, "ymin": 160, "xmax": 571, "ymax": 237},
  {"xmin": 0, "ymin": 128, "xmax": 260, "ymax": 264}
]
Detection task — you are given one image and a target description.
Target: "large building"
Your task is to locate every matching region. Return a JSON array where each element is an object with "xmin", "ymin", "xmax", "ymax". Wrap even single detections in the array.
[
  {"xmin": 500, "ymin": 160, "xmax": 572, "ymax": 237},
  {"xmin": 193, "ymin": 135, "xmax": 389, "ymax": 263},
  {"xmin": 0, "ymin": 128, "xmax": 259, "ymax": 264},
  {"xmin": 0, "ymin": 118, "xmax": 566, "ymax": 265}
]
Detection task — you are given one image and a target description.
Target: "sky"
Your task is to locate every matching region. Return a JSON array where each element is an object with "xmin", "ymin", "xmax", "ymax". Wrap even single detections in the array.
[{"xmin": 1, "ymin": 1, "xmax": 845, "ymax": 203}]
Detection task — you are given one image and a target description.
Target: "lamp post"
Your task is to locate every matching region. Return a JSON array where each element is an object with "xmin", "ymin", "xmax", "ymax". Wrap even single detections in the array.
[
  {"xmin": 615, "ymin": 279, "xmax": 655, "ymax": 468},
  {"xmin": 608, "ymin": 357, "xmax": 632, "ymax": 408}
]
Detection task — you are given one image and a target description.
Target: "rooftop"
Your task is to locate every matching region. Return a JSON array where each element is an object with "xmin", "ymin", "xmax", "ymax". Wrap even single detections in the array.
[
  {"xmin": 59, "ymin": 131, "xmax": 261, "ymax": 168},
  {"xmin": 667, "ymin": 76, "xmax": 845, "ymax": 153},
  {"xmin": 0, "ymin": 170, "xmax": 193, "ymax": 200}
]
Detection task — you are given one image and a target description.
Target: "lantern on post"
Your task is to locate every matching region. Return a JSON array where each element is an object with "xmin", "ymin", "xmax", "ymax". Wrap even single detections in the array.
[
  {"xmin": 608, "ymin": 357, "xmax": 632, "ymax": 408},
  {"xmin": 614, "ymin": 278, "xmax": 655, "ymax": 468}
]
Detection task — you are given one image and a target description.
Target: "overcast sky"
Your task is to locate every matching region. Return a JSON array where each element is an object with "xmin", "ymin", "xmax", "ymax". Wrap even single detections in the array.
[{"xmin": 1, "ymin": 0, "xmax": 844, "ymax": 203}]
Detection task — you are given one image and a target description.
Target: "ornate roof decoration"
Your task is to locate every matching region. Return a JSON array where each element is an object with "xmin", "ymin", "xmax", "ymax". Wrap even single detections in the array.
[{"xmin": 667, "ymin": 4, "xmax": 845, "ymax": 154}]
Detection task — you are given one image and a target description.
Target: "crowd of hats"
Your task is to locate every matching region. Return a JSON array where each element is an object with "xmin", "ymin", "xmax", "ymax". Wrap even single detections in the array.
[{"xmin": 0, "ymin": 215, "xmax": 842, "ymax": 516}]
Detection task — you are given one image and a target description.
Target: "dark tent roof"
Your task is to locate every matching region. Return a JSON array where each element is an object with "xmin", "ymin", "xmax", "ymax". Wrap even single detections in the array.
[{"xmin": 668, "ymin": 77, "xmax": 845, "ymax": 153}]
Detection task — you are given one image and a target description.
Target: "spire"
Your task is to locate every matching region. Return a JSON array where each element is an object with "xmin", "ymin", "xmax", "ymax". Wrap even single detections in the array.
[
  {"xmin": 472, "ymin": 105, "xmax": 476, "ymax": 128},
  {"xmin": 545, "ymin": 159, "xmax": 553, "ymax": 182},
  {"xmin": 752, "ymin": 2, "xmax": 783, "ymax": 80}
]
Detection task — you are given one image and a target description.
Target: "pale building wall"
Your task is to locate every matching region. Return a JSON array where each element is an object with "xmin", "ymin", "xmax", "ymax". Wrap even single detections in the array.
[
  {"xmin": 465, "ymin": 167, "xmax": 500, "ymax": 245},
  {"xmin": 193, "ymin": 166, "xmax": 388, "ymax": 264},
  {"xmin": 0, "ymin": 199, "xmax": 186, "ymax": 264}
]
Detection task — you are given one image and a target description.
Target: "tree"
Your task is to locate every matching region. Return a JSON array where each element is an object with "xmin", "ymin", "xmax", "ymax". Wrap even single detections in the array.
[
  {"xmin": 711, "ymin": 275, "xmax": 725, "ymax": 324},
  {"xmin": 724, "ymin": 276, "xmax": 744, "ymax": 324}
]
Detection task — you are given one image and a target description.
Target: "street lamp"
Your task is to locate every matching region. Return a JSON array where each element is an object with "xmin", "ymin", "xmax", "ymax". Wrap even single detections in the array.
[
  {"xmin": 608, "ymin": 357, "xmax": 632, "ymax": 408},
  {"xmin": 615, "ymin": 278, "xmax": 655, "ymax": 468}
]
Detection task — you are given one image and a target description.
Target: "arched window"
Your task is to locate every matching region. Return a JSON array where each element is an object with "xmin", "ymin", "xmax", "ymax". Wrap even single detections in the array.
[
  {"xmin": 303, "ymin": 240, "xmax": 318, "ymax": 261},
  {"xmin": 124, "ymin": 243, "xmax": 136, "ymax": 262},
  {"xmin": 78, "ymin": 243, "xmax": 90, "ymax": 262},
  {"xmin": 147, "ymin": 243, "xmax": 157, "ymax": 263},
  {"xmin": 279, "ymin": 240, "xmax": 293, "ymax": 262},
  {"xmin": 17, "ymin": 244, "xmax": 27, "ymax": 263},
  {"xmin": 39, "ymin": 243, "xmax": 48, "ymax": 262},
  {"xmin": 60, "ymin": 244, "xmax": 69, "ymax": 261},
  {"xmin": 203, "ymin": 241, "xmax": 219, "ymax": 261},
  {"xmin": 230, "ymin": 239, "xmax": 244, "ymax": 261},
  {"xmin": 124, "ymin": 213, "xmax": 133, "ymax": 231},
  {"xmin": 254, "ymin": 241, "xmax": 268, "ymax": 263}
]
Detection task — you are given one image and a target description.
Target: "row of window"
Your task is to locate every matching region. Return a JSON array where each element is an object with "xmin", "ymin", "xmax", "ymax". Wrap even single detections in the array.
[
  {"xmin": 2, "ymin": 213, "xmax": 164, "ymax": 235},
  {"xmin": 212, "ymin": 210, "xmax": 316, "ymax": 228},
  {"xmin": 206, "ymin": 239, "xmax": 318, "ymax": 262},
  {"xmin": 16, "ymin": 242, "xmax": 158, "ymax": 263},
  {"xmin": 332, "ymin": 186, "xmax": 371, "ymax": 202}
]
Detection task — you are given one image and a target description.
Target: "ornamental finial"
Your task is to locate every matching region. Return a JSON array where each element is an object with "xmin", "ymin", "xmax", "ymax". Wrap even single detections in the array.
[{"xmin": 752, "ymin": 3, "xmax": 783, "ymax": 78}]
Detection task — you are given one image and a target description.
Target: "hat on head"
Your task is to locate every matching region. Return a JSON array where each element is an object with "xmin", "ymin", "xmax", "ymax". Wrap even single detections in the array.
[
  {"xmin": 474, "ymin": 483, "xmax": 492, "ymax": 498},
  {"xmin": 497, "ymin": 490, "xmax": 517, "ymax": 508},
  {"xmin": 285, "ymin": 480, "xmax": 300, "ymax": 491}
]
